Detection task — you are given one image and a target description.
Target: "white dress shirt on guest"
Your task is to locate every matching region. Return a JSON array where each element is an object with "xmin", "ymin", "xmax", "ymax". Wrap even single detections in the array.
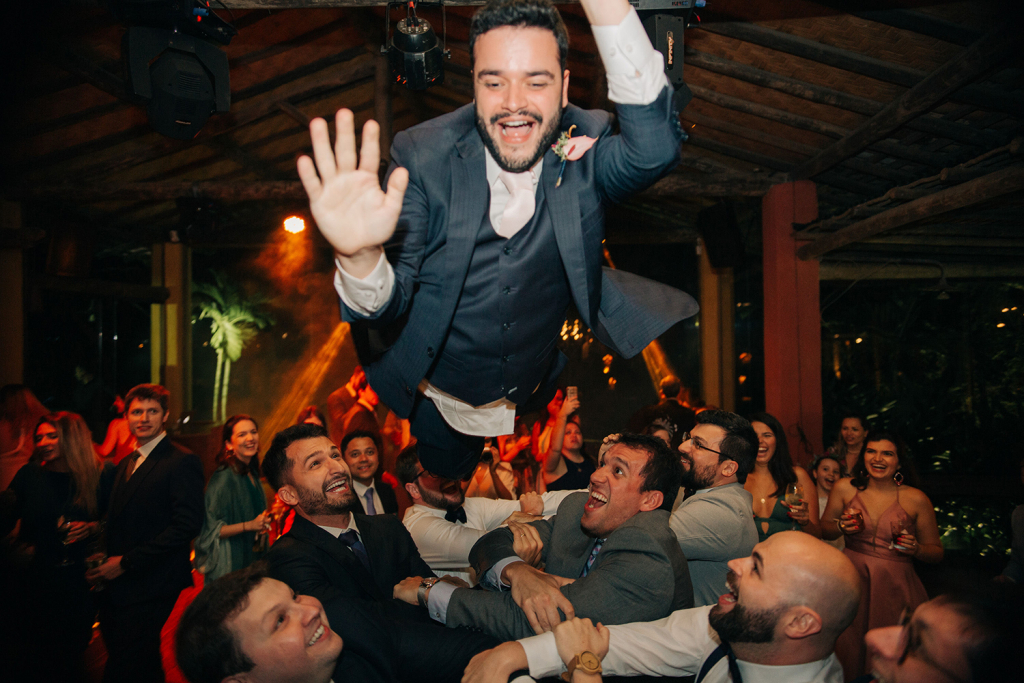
[
  {"xmin": 403, "ymin": 490, "xmax": 577, "ymax": 584},
  {"xmin": 352, "ymin": 479, "xmax": 385, "ymax": 516},
  {"xmin": 518, "ymin": 605, "xmax": 844, "ymax": 683}
]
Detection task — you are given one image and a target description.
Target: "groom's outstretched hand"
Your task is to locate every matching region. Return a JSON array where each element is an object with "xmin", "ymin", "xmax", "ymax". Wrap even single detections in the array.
[{"xmin": 297, "ymin": 108, "xmax": 409, "ymax": 278}]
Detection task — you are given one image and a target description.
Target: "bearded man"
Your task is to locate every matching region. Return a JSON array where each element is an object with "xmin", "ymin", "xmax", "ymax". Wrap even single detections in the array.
[{"xmin": 298, "ymin": 0, "xmax": 696, "ymax": 481}]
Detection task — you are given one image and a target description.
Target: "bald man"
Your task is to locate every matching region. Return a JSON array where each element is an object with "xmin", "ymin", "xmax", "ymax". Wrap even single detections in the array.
[{"xmin": 465, "ymin": 531, "xmax": 861, "ymax": 683}]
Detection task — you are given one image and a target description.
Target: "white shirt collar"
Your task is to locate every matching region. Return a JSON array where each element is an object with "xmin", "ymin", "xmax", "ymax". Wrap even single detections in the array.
[
  {"xmin": 317, "ymin": 514, "xmax": 360, "ymax": 539},
  {"xmin": 485, "ymin": 148, "xmax": 544, "ymax": 189},
  {"xmin": 136, "ymin": 431, "xmax": 166, "ymax": 458}
]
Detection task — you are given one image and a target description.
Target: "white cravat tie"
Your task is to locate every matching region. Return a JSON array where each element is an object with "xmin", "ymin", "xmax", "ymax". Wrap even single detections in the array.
[{"xmin": 496, "ymin": 170, "xmax": 536, "ymax": 238}]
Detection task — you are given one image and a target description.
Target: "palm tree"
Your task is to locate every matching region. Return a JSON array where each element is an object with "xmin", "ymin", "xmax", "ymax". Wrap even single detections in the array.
[{"xmin": 193, "ymin": 271, "xmax": 274, "ymax": 423}]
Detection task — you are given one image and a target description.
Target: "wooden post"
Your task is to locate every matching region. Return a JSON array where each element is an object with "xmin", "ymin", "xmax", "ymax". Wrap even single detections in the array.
[
  {"xmin": 151, "ymin": 242, "xmax": 192, "ymax": 425},
  {"xmin": 0, "ymin": 201, "xmax": 24, "ymax": 386},
  {"xmin": 763, "ymin": 181, "xmax": 822, "ymax": 466},
  {"xmin": 698, "ymin": 240, "xmax": 736, "ymax": 412}
]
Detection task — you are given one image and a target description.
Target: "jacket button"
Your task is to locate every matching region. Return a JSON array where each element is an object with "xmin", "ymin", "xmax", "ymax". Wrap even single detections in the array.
[
  {"xmin": 501, "ymin": 355, "xmax": 509, "ymax": 363},
  {"xmin": 503, "ymin": 246, "xmax": 512, "ymax": 255},
  {"xmin": 405, "ymin": 385, "xmax": 414, "ymax": 396},
  {"xmin": 502, "ymin": 286, "xmax": 511, "ymax": 294},
  {"xmin": 502, "ymin": 323, "xmax": 510, "ymax": 330},
  {"xmin": 426, "ymin": 347, "xmax": 435, "ymax": 358}
]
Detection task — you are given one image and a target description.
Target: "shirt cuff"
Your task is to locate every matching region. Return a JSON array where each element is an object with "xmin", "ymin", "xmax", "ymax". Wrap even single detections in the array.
[
  {"xmin": 592, "ymin": 7, "xmax": 671, "ymax": 105},
  {"xmin": 483, "ymin": 557, "xmax": 524, "ymax": 591},
  {"xmin": 520, "ymin": 631, "xmax": 564, "ymax": 679},
  {"xmin": 425, "ymin": 581, "xmax": 458, "ymax": 624},
  {"xmin": 333, "ymin": 250, "xmax": 394, "ymax": 315}
]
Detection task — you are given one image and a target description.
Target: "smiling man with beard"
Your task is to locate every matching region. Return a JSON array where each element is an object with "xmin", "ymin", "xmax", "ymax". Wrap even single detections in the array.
[
  {"xmin": 466, "ymin": 531, "xmax": 861, "ymax": 683},
  {"xmin": 296, "ymin": 0, "xmax": 696, "ymax": 483},
  {"xmin": 261, "ymin": 423, "xmax": 498, "ymax": 683},
  {"xmin": 394, "ymin": 433, "xmax": 692, "ymax": 641}
]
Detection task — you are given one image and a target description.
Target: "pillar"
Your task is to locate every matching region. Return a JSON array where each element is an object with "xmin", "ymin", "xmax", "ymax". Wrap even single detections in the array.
[
  {"xmin": 762, "ymin": 181, "xmax": 822, "ymax": 467},
  {"xmin": 151, "ymin": 242, "xmax": 191, "ymax": 425},
  {"xmin": 0, "ymin": 201, "xmax": 25, "ymax": 386},
  {"xmin": 698, "ymin": 238, "xmax": 736, "ymax": 412}
]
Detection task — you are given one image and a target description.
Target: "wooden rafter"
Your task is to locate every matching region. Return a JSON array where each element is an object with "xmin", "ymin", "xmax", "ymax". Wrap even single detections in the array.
[{"xmin": 790, "ymin": 25, "xmax": 1018, "ymax": 180}]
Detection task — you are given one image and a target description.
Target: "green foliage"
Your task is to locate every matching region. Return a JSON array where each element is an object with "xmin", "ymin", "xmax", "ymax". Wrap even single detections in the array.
[{"xmin": 935, "ymin": 498, "xmax": 1014, "ymax": 557}]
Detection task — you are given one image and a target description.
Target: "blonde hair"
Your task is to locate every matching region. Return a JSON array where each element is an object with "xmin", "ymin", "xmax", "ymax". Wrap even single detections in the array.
[{"xmin": 36, "ymin": 412, "xmax": 103, "ymax": 517}]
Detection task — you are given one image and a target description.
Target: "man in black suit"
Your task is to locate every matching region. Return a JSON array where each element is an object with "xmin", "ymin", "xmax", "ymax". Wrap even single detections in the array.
[
  {"xmin": 86, "ymin": 383, "xmax": 204, "ymax": 683},
  {"xmin": 262, "ymin": 423, "xmax": 496, "ymax": 682},
  {"xmin": 340, "ymin": 429, "xmax": 398, "ymax": 515}
]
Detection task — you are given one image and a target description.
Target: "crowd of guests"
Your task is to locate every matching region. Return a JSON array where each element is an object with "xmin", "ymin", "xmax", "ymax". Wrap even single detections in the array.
[{"xmin": 1, "ymin": 374, "xmax": 1021, "ymax": 683}]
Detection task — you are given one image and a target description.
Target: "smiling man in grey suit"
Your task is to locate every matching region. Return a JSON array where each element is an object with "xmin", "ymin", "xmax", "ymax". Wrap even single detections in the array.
[
  {"xmin": 297, "ymin": 0, "xmax": 696, "ymax": 482},
  {"xmin": 394, "ymin": 433, "xmax": 693, "ymax": 641}
]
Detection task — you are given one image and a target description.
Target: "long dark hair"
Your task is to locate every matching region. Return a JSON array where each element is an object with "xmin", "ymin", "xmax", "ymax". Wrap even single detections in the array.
[
  {"xmin": 216, "ymin": 415, "xmax": 261, "ymax": 478},
  {"xmin": 850, "ymin": 431, "xmax": 919, "ymax": 490},
  {"xmin": 747, "ymin": 412, "xmax": 797, "ymax": 499},
  {"xmin": 34, "ymin": 412, "xmax": 103, "ymax": 516}
]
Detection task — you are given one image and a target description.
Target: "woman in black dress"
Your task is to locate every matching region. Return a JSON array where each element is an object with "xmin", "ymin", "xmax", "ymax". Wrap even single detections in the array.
[{"xmin": 538, "ymin": 393, "xmax": 596, "ymax": 492}]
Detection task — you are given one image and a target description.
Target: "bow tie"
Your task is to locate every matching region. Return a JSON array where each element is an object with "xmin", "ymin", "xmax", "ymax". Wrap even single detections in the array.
[{"xmin": 444, "ymin": 507, "xmax": 467, "ymax": 524}]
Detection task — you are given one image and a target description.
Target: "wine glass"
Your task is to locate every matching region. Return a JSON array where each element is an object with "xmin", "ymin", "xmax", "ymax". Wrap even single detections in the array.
[
  {"xmin": 889, "ymin": 519, "xmax": 909, "ymax": 550},
  {"xmin": 841, "ymin": 507, "xmax": 864, "ymax": 533},
  {"xmin": 56, "ymin": 516, "xmax": 74, "ymax": 567},
  {"xmin": 784, "ymin": 483, "xmax": 804, "ymax": 507}
]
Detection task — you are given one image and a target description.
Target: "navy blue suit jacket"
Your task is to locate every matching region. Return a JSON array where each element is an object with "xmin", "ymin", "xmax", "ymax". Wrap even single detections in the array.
[{"xmin": 343, "ymin": 87, "xmax": 697, "ymax": 417}]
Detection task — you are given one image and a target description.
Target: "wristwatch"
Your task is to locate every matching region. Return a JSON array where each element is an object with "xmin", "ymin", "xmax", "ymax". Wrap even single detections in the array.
[
  {"xmin": 561, "ymin": 651, "xmax": 602, "ymax": 681},
  {"xmin": 417, "ymin": 577, "xmax": 440, "ymax": 608}
]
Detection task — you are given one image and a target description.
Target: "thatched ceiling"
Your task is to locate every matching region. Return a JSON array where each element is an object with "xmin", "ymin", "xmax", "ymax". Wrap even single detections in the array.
[{"xmin": 3, "ymin": 0, "xmax": 1022, "ymax": 271}]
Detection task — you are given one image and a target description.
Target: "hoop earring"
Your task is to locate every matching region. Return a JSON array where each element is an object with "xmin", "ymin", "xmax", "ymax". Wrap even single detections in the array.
[{"xmin": 893, "ymin": 470, "xmax": 904, "ymax": 486}]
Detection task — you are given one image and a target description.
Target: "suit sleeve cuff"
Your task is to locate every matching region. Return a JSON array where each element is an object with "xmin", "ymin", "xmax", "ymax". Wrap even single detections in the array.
[
  {"xmin": 592, "ymin": 7, "xmax": 671, "ymax": 105},
  {"xmin": 483, "ymin": 557, "xmax": 523, "ymax": 591},
  {"xmin": 520, "ymin": 631, "xmax": 564, "ymax": 679},
  {"xmin": 333, "ymin": 251, "xmax": 394, "ymax": 315},
  {"xmin": 425, "ymin": 580, "xmax": 457, "ymax": 623}
]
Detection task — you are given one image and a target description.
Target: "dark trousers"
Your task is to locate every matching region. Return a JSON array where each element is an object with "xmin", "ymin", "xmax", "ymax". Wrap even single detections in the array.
[{"xmin": 99, "ymin": 592, "xmax": 180, "ymax": 683}]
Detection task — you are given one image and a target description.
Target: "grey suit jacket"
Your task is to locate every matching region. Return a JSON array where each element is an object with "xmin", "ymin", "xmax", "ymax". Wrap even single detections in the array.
[
  {"xmin": 343, "ymin": 88, "xmax": 696, "ymax": 417},
  {"xmin": 445, "ymin": 491, "xmax": 693, "ymax": 641}
]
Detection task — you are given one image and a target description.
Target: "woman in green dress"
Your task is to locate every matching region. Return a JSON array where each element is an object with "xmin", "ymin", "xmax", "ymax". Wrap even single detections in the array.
[{"xmin": 194, "ymin": 414, "xmax": 268, "ymax": 583}]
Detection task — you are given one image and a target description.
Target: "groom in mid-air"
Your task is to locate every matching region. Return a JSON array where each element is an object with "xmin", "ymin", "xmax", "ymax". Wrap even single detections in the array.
[{"xmin": 299, "ymin": 0, "xmax": 696, "ymax": 480}]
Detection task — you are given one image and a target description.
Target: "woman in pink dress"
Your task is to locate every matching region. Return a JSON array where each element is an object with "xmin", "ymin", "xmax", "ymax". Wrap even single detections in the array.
[{"xmin": 822, "ymin": 432, "xmax": 943, "ymax": 681}]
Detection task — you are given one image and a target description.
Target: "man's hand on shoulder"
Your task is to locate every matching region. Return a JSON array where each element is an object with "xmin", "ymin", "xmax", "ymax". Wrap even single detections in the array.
[
  {"xmin": 508, "ymin": 520, "xmax": 543, "ymax": 567},
  {"xmin": 297, "ymin": 108, "xmax": 409, "ymax": 277},
  {"xmin": 503, "ymin": 561, "xmax": 576, "ymax": 634}
]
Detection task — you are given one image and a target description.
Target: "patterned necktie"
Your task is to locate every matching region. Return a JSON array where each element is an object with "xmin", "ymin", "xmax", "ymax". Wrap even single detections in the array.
[
  {"xmin": 338, "ymin": 529, "xmax": 371, "ymax": 571},
  {"xmin": 445, "ymin": 506, "xmax": 467, "ymax": 524},
  {"xmin": 496, "ymin": 170, "xmax": 535, "ymax": 238},
  {"xmin": 363, "ymin": 487, "xmax": 377, "ymax": 515},
  {"xmin": 124, "ymin": 450, "xmax": 142, "ymax": 481},
  {"xmin": 580, "ymin": 539, "xmax": 604, "ymax": 577},
  {"xmin": 696, "ymin": 640, "xmax": 742, "ymax": 683}
]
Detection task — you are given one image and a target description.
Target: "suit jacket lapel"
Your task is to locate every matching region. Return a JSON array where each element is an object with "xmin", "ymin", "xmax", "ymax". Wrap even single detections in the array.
[
  {"xmin": 108, "ymin": 438, "xmax": 165, "ymax": 520},
  {"xmin": 291, "ymin": 515, "xmax": 384, "ymax": 600},
  {"xmin": 439, "ymin": 130, "xmax": 489, "ymax": 319},
  {"xmin": 544, "ymin": 147, "xmax": 590, "ymax": 318}
]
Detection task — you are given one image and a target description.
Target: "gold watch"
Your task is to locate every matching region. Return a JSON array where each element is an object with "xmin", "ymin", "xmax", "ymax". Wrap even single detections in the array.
[{"xmin": 561, "ymin": 651, "xmax": 602, "ymax": 681}]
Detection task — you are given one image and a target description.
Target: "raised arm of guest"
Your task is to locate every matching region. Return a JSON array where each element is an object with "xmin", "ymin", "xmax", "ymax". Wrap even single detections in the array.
[{"xmin": 544, "ymin": 396, "xmax": 580, "ymax": 475}]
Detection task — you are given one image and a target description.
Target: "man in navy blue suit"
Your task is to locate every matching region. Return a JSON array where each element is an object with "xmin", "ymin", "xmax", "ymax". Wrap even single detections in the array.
[{"xmin": 298, "ymin": 0, "xmax": 696, "ymax": 480}]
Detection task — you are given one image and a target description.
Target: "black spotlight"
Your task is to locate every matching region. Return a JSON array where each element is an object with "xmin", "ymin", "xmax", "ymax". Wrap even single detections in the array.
[
  {"xmin": 388, "ymin": 2, "xmax": 445, "ymax": 90},
  {"xmin": 111, "ymin": 1, "xmax": 236, "ymax": 140}
]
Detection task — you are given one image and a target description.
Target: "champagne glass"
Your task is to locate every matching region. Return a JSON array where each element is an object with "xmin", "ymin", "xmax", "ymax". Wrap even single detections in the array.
[{"xmin": 784, "ymin": 483, "xmax": 804, "ymax": 507}]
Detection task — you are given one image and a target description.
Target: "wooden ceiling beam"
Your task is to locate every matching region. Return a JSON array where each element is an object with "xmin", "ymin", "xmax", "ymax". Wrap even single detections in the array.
[
  {"xmin": 701, "ymin": 22, "xmax": 1024, "ymax": 115},
  {"xmin": 685, "ymin": 50, "xmax": 1005, "ymax": 148},
  {"xmin": 796, "ymin": 165, "xmax": 1024, "ymax": 260},
  {"xmin": 790, "ymin": 25, "xmax": 1018, "ymax": 181}
]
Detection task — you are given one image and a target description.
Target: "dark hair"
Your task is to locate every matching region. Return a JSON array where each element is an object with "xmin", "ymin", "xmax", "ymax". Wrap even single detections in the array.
[
  {"xmin": 809, "ymin": 453, "xmax": 842, "ymax": 485},
  {"xmin": 125, "ymin": 383, "xmax": 170, "ymax": 413},
  {"xmin": 176, "ymin": 562, "xmax": 268, "ymax": 683},
  {"xmin": 295, "ymin": 405, "xmax": 327, "ymax": 428},
  {"xmin": 395, "ymin": 443, "xmax": 421, "ymax": 488},
  {"xmin": 696, "ymin": 410, "xmax": 758, "ymax": 483},
  {"xmin": 263, "ymin": 423, "xmax": 330, "ymax": 491},
  {"xmin": 831, "ymin": 412, "xmax": 870, "ymax": 461},
  {"xmin": 659, "ymin": 375, "xmax": 681, "ymax": 399},
  {"xmin": 612, "ymin": 433, "xmax": 682, "ymax": 512},
  {"xmin": 934, "ymin": 584, "xmax": 1024, "ymax": 682},
  {"xmin": 850, "ymin": 431, "xmax": 920, "ymax": 490},
  {"xmin": 341, "ymin": 429, "xmax": 384, "ymax": 482},
  {"xmin": 217, "ymin": 414, "xmax": 261, "ymax": 478},
  {"xmin": 747, "ymin": 412, "xmax": 797, "ymax": 497},
  {"xmin": 469, "ymin": 0, "xmax": 569, "ymax": 70},
  {"xmin": 642, "ymin": 417, "xmax": 678, "ymax": 450}
]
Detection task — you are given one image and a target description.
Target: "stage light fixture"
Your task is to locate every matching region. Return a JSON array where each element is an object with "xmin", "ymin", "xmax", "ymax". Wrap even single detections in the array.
[
  {"xmin": 110, "ymin": 1, "xmax": 237, "ymax": 140},
  {"xmin": 284, "ymin": 216, "xmax": 306, "ymax": 234},
  {"xmin": 386, "ymin": 1, "xmax": 449, "ymax": 91}
]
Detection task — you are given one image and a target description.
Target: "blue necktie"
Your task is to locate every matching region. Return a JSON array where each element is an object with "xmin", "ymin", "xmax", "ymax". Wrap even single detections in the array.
[
  {"xmin": 363, "ymin": 488, "xmax": 377, "ymax": 515},
  {"xmin": 580, "ymin": 539, "xmax": 604, "ymax": 577},
  {"xmin": 338, "ymin": 529, "xmax": 371, "ymax": 571}
]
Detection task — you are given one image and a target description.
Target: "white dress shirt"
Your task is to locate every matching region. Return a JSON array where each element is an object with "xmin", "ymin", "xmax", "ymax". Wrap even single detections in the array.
[
  {"xmin": 519, "ymin": 605, "xmax": 844, "ymax": 683},
  {"xmin": 352, "ymin": 479, "xmax": 385, "ymax": 516},
  {"xmin": 403, "ymin": 490, "xmax": 576, "ymax": 584},
  {"xmin": 332, "ymin": 8, "xmax": 671, "ymax": 437},
  {"xmin": 130, "ymin": 431, "xmax": 167, "ymax": 473},
  {"xmin": 318, "ymin": 515, "xmax": 360, "ymax": 539}
]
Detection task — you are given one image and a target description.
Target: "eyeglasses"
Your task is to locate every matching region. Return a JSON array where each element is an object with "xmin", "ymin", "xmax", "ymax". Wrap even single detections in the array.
[
  {"xmin": 680, "ymin": 432, "xmax": 724, "ymax": 456},
  {"xmin": 413, "ymin": 469, "xmax": 442, "ymax": 482},
  {"xmin": 895, "ymin": 608, "xmax": 969, "ymax": 683}
]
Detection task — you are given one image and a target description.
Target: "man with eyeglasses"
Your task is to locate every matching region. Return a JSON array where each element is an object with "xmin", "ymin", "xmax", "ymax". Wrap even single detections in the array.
[
  {"xmin": 465, "ymin": 531, "xmax": 861, "ymax": 683},
  {"xmin": 395, "ymin": 443, "xmax": 576, "ymax": 584},
  {"xmin": 858, "ymin": 585, "xmax": 1022, "ymax": 683},
  {"xmin": 259, "ymin": 423, "xmax": 498, "ymax": 682},
  {"xmin": 670, "ymin": 410, "xmax": 760, "ymax": 606}
]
